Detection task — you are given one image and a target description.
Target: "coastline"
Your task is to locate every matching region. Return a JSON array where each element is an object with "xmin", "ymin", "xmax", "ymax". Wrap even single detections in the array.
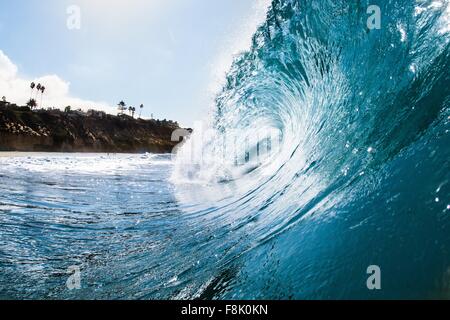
[{"xmin": 0, "ymin": 102, "xmax": 184, "ymax": 154}]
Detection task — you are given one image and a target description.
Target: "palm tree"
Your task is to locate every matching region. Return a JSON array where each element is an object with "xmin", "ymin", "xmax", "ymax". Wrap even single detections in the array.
[
  {"xmin": 30, "ymin": 82, "xmax": 36, "ymax": 99},
  {"xmin": 118, "ymin": 101, "xmax": 126, "ymax": 115},
  {"xmin": 40, "ymin": 86, "xmax": 46, "ymax": 108},
  {"xmin": 128, "ymin": 106, "xmax": 136, "ymax": 118},
  {"xmin": 139, "ymin": 104, "xmax": 144, "ymax": 119},
  {"xmin": 27, "ymin": 99, "xmax": 37, "ymax": 110},
  {"xmin": 35, "ymin": 83, "xmax": 41, "ymax": 100}
]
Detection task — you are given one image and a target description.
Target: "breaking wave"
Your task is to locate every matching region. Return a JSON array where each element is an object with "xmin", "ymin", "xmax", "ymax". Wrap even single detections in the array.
[{"xmin": 172, "ymin": 0, "xmax": 450, "ymax": 299}]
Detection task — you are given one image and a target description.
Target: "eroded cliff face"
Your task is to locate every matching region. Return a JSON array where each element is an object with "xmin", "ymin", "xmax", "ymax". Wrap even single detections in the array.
[{"xmin": 0, "ymin": 105, "xmax": 181, "ymax": 153}]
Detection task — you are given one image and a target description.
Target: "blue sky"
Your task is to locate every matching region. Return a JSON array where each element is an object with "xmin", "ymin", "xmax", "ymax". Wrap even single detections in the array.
[{"xmin": 0, "ymin": 0, "xmax": 269, "ymax": 126}]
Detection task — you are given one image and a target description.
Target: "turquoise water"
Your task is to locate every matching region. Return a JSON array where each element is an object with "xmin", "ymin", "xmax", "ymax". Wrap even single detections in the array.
[
  {"xmin": 173, "ymin": 0, "xmax": 450, "ymax": 299},
  {"xmin": 1, "ymin": 0, "xmax": 450, "ymax": 299}
]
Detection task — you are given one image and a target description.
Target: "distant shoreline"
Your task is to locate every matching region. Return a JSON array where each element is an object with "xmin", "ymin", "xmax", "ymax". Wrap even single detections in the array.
[
  {"xmin": 0, "ymin": 151, "xmax": 167, "ymax": 157},
  {"xmin": 0, "ymin": 151, "xmax": 50, "ymax": 158},
  {"xmin": 0, "ymin": 101, "xmax": 186, "ymax": 154}
]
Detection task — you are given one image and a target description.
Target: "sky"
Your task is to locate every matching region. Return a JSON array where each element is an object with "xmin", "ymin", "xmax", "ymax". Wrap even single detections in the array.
[{"xmin": 0, "ymin": 0, "xmax": 270, "ymax": 126}]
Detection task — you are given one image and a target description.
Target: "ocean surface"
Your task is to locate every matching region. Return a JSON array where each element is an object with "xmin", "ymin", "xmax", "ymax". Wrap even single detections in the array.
[{"xmin": 1, "ymin": 0, "xmax": 450, "ymax": 299}]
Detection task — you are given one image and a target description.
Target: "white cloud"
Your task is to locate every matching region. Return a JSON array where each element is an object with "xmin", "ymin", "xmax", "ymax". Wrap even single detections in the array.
[
  {"xmin": 0, "ymin": 50, "xmax": 115, "ymax": 113},
  {"xmin": 0, "ymin": 51, "xmax": 17, "ymax": 79}
]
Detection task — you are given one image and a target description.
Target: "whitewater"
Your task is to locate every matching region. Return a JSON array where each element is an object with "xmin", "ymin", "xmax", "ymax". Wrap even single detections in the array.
[{"xmin": 1, "ymin": 0, "xmax": 450, "ymax": 299}]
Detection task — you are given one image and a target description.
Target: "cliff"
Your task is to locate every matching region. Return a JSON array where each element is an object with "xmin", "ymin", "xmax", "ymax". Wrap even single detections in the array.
[{"xmin": 0, "ymin": 102, "xmax": 181, "ymax": 153}]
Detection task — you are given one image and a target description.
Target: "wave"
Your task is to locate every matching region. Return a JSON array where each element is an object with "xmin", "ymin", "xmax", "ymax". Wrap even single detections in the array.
[{"xmin": 171, "ymin": 0, "xmax": 450, "ymax": 299}]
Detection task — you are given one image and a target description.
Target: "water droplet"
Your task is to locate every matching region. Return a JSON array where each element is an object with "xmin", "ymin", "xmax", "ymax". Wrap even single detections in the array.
[
  {"xmin": 168, "ymin": 276, "xmax": 178, "ymax": 284},
  {"xmin": 342, "ymin": 167, "xmax": 349, "ymax": 176},
  {"xmin": 398, "ymin": 24, "xmax": 407, "ymax": 42}
]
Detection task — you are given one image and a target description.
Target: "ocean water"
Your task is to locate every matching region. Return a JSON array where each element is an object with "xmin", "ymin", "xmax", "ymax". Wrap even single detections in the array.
[
  {"xmin": 0, "ymin": 153, "xmax": 182, "ymax": 299},
  {"xmin": 1, "ymin": 0, "xmax": 450, "ymax": 300}
]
